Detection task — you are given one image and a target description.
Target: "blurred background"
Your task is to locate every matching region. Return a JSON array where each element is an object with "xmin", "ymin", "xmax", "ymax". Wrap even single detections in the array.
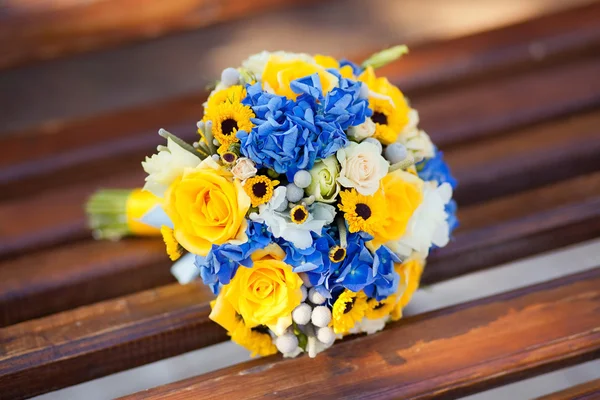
[{"xmin": 1, "ymin": 0, "xmax": 599, "ymax": 399}]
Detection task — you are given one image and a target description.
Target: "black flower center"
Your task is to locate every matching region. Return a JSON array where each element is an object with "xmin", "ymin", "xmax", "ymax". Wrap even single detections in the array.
[
  {"xmin": 355, "ymin": 203, "xmax": 372, "ymax": 220},
  {"xmin": 292, "ymin": 207, "xmax": 307, "ymax": 223},
  {"xmin": 371, "ymin": 111, "xmax": 388, "ymax": 125},
  {"xmin": 221, "ymin": 118, "xmax": 239, "ymax": 135},
  {"xmin": 251, "ymin": 325, "xmax": 270, "ymax": 335},
  {"xmin": 252, "ymin": 182, "xmax": 268, "ymax": 198},
  {"xmin": 343, "ymin": 297, "xmax": 356, "ymax": 314},
  {"xmin": 330, "ymin": 247, "xmax": 346, "ymax": 263},
  {"xmin": 222, "ymin": 152, "xmax": 237, "ymax": 164}
]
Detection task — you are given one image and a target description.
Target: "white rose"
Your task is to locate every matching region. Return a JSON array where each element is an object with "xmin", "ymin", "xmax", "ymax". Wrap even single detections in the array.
[
  {"xmin": 231, "ymin": 157, "xmax": 257, "ymax": 181},
  {"xmin": 347, "ymin": 118, "xmax": 376, "ymax": 141},
  {"xmin": 336, "ymin": 141, "xmax": 389, "ymax": 195},
  {"xmin": 141, "ymin": 136, "xmax": 201, "ymax": 198},
  {"xmin": 396, "ymin": 110, "xmax": 434, "ymax": 161}
]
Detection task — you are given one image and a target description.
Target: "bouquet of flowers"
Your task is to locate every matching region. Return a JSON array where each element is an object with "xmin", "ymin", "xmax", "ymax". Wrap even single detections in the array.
[{"xmin": 86, "ymin": 46, "xmax": 458, "ymax": 358}]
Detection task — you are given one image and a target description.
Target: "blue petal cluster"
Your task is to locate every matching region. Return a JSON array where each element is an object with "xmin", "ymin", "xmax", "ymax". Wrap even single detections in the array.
[
  {"xmin": 195, "ymin": 221, "xmax": 272, "ymax": 294},
  {"xmin": 339, "ymin": 59, "xmax": 363, "ymax": 76},
  {"xmin": 239, "ymin": 74, "xmax": 370, "ymax": 179},
  {"xmin": 327, "ymin": 232, "xmax": 400, "ymax": 301}
]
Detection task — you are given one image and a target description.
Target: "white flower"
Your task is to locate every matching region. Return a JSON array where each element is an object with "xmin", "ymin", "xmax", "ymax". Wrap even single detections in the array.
[
  {"xmin": 391, "ymin": 181, "xmax": 453, "ymax": 257},
  {"xmin": 250, "ymin": 186, "xmax": 336, "ymax": 249},
  {"xmin": 347, "ymin": 118, "xmax": 376, "ymax": 141},
  {"xmin": 396, "ymin": 110, "xmax": 434, "ymax": 161},
  {"xmin": 336, "ymin": 141, "xmax": 389, "ymax": 195},
  {"xmin": 141, "ymin": 137, "xmax": 201, "ymax": 197},
  {"xmin": 231, "ymin": 157, "xmax": 257, "ymax": 181},
  {"xmin": 349, "ymin": 317, "xmax": 388, "ymax": 335},
  {"xmin": 241, "ymin": 51, "xmax": 315, "ymax": 80}
]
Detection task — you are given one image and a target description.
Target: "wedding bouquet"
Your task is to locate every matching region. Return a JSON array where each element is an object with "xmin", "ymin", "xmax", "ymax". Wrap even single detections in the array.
[{"xmin": 86, "ymin": 46, "xmax": 458, "ymax": 358}]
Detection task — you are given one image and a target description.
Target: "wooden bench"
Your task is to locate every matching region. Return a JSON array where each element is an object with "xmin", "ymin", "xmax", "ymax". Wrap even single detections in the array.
[{"xmin": 1, "ymin": 2, "xmax": 599, "ymax": 399}]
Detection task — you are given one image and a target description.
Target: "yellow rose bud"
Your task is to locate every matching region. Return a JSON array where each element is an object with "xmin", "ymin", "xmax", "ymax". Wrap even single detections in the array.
[
  {"xmin": 262, "ymin": 56, "xmax": 338, "ymax": 100},
  {"xmin": 164, "ymin": 158, "xmax": 251, "ymax": 256},
  {"xmin": 391, "ymin": 256, "xmax": 425, "ymax": 321},
  {"xmin": 223, "ymin": 243, "xmax": 303, "ymax": 333}
]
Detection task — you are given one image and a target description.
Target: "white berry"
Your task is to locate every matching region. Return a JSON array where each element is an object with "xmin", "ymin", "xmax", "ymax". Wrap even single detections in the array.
[
  {"xmin": 293, "ymin": 170, "xmax": 312, "ymax": 189},
  {"xmin": 300, "ymin": 285, "xmax": 308, "ymax": 302},
  {"xmin": 363, "ymin": 138, "xmax": 382, "ymax": 153},
  {"xmin": 308, "ymin": 287, "xmax": 326, "ymax": 305},
  {"xmin": 292, "ymin": 303, "xmax": 312, "ymax": 325},
  {"xmin": 316, "ymin": 326, "xmax": 336, "ymax": 344},
  {"xmin": 221, "ymin": 67, "xmax": 240, "ymax": 87},
  {"xmin": 275, "ymin": 333, "xmax": 299, "ymax": 354},
  {"xmin": 384, "ymin": 143, "xmax": 408, "ymax": 164},
  {"xmin": 299, "ymin": 273, "xmax": 313, "ymax": 288},
  {"xmin": 286, "ymin": 183, "xmax": 304, "ymax": 202},
  {"xmin": 311, "ymin": 306, "xmax": 332, "ymax": 328}
]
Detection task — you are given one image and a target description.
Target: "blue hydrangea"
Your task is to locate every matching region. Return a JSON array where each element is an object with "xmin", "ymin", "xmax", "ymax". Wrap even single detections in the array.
[
  {"xmin": 363, "ymin": 245, "xmax": 401, "ymax": 301},
  {"xmin": 195, "ymin": 221, "xmax": 272, "ymax": 294},
  {"xmin": 418, "ymin": 149, "xmax": 459, "ymax": 236},
  {"xmin": 239, "ymin": 74, "xmax": 370, "ymax": 179},
  {"xmin": 417, "ymin": 149, "xmax": 457, "ymax": 189}
]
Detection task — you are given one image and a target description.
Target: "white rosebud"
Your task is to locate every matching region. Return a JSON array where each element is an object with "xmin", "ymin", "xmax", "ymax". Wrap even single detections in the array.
[
  {"xmin": 308, "ymin": 287, "xmax": 326, "ymax": 305},
  {"xmin": 275, "ymin": 333, "xmax": 299, "ymax": 354},
  {"xmin": 286, "ymin": 183, "xmax": 304, "ymax": 202},
  {"xmin": 231, "ymin": 157, "xmax": 257, "ymax": 181},
  {"xmin": 316, "ymin": 326, "xmax": 336, "ymax": 344},
  {"xmin": 384, "ymin": 142, "xmax": 408, "ymax": 164},
  {"xmin": 336, "ymin": 141, "xmax": 390, "ymax": 195},
  {"xmin": 293, "ymin": 170, "xmax": 312, "ymax": 189},
  {"xmin": 300, "ymin": 285, "xmax": 308, "ymax": 302},
  {"xmin": 347, "ymin": 118, "xmax": 376, "ymax": 141},
  {"xmin": 363, "ymin": 137, "xmax": 383, "ymax": 154},
  {"xmin": 292, "ymin": 303, "xmax": 312, "ymax": 325},
  {"xmin": 311, "ymin": 306, "xmax": 332, "ymax": 328},
  {"xmin": 221, "ymin": 67, "xmax": 240, "ymax": 87}
]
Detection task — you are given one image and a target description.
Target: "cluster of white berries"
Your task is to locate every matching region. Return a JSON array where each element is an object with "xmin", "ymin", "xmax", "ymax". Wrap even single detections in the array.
[{"xmin": 275, "ymin": 277, "xmax": 337, "ymax": 358}]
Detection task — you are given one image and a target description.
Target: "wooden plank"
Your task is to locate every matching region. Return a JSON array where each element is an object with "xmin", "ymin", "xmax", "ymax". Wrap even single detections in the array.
[
  {"xmin": 1, "ymin": 122, "xmax": 598, "ymax": 326},
  {"xmin": 0, "ymin": 184, "xmax": 597, "ymax": 398},
  {"xmin": 0, "ymin": 282, "xmax": 222, "ymax": 400},
  {"xmin": 536, "ymin": 378, "xmax": 600, "ymax": 400},
  {"xmin": 0, "ymin": 0, "xmax": 317, "ymax": 70},
  {"xmin": 2, "ymin": 13, "xmax": 600, "ymax": 199},
  {"xmin": 119, "ymin": 268, "xmax": 600, "ymax": 400}
]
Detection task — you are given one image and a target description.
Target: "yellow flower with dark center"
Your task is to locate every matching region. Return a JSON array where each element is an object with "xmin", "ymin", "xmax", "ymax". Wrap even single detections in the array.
[
  {"xmin": 209, "ymin": 294, "xmax": 277, "ymax": 357},
  {"xmin": 221, "ymin": 151, "xmax": 238, "ymax": 165},
  {"xmin": 206, "ymin": 85, "xmax": 247, "ymax": 112},
  {"xmin": 338, "ymin": 189, "xmax": 386, "ymax": 235},
  {"xmin": 290, "ymin": 205, "xmax": 309, "ymax": 224},
  {"xmin": 391, "ymin": 256, "xmax": 425, "ymax": 321},
  {"xmin": 328, "ymin": 245, "xmax": 346, "ymax": 263},
  {"xmin": 160, "ymin": 226, "xmax": 183, "ymax": 261},
  {"xmin": 205, "ymin": 101, "xmax": 254, "ymax": 149},
  {"xmin": 230, "ymin": 324, "xmax": 278, "ymax": 357},
  {"xmin": 331, "ymin": 290, "xmax": 368, "ymax": 334},
  {"xmin": 359, "ymin": 66, "xmax": 411, "ymax": 145},
  {"xmin": 243, "ymin": 175, "xmax": 280, "ymax": 207},
  {"xmin": 365, "ymin": 295, "xmax": 396, "ymax": 320}
]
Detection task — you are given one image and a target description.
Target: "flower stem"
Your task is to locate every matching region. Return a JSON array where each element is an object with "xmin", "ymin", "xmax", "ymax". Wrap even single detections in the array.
[{"xmin": 337, "ymin": 216, "xmax": 348, "ymax": 248}]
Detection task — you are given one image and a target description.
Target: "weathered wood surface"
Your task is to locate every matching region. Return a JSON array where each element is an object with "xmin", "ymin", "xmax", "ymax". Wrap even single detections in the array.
[
  {"xmin": 0, "ymin": 0, "xmax": 317, "ymax": 70},
  {"xmin": 536, "ymin": 378, "xmax": 600, "ymax": 400},
  {"xmin": 119, "ymin": 268, "xmax": 600, "ymax": 400}
]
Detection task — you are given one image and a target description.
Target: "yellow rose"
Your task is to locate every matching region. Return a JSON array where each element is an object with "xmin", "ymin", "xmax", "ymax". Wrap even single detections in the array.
[
  {"xmin": 164, "ymin": 158, "xmax": 250, "ymax": 256},
  {"xmin": 370, "ymin": 169, "xmax": 423, "ymax": 248},
  {"xmin": 359, "ymin": 66, "xmax": 411, "ymax": 144},
  {"xmin": 262, "ymin": 56, "xmax": 338, "ymax": 100},
  {"xmin": 223, "ymin": 243, "xmax": 303, "ymax": 334},
  {"xmin": 314, "ymin": 54, "xmax": 355, "ymax": 79},
  {"xmin": 391, "ymin": 256, "xmax": 425, "ymax": 321}
]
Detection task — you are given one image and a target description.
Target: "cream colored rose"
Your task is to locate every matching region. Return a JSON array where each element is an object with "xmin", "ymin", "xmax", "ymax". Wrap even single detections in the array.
[
  {"xmin": 336, "ymin": 141, "xmax": 389, "ymax": 195},
  {"xmin": 347, "ymin": 118, "xmax": 376, "ymax": 141},
  {"xmin": 231, "ymin": 157, "xmax": 257, "ymax": 181}
]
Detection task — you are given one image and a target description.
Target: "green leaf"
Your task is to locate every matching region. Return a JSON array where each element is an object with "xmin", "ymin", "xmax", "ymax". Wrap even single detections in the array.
[{"xmin": 361, "ymin": 45, "xmax": 409, "ymax": 69}]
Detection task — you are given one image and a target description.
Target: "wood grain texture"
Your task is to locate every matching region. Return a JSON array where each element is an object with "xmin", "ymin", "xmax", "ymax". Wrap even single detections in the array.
[
  {"xmin": 119, "ymin": 268, "xmax": 600, "ymax": 400},
  {"xmin": 0, "ymin": 281, "xmax": 223, "ymax": 400},
  {"xmin": 536, "ymin": 378, "xmax": 600, "ymax": 400},
  {"xmin": 0, "ymin": 0, "xmax": 317, "ymax": 70},
  {"xmin": 0, "ymin": 179, "xmax": 597, "ymax": 397}
]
